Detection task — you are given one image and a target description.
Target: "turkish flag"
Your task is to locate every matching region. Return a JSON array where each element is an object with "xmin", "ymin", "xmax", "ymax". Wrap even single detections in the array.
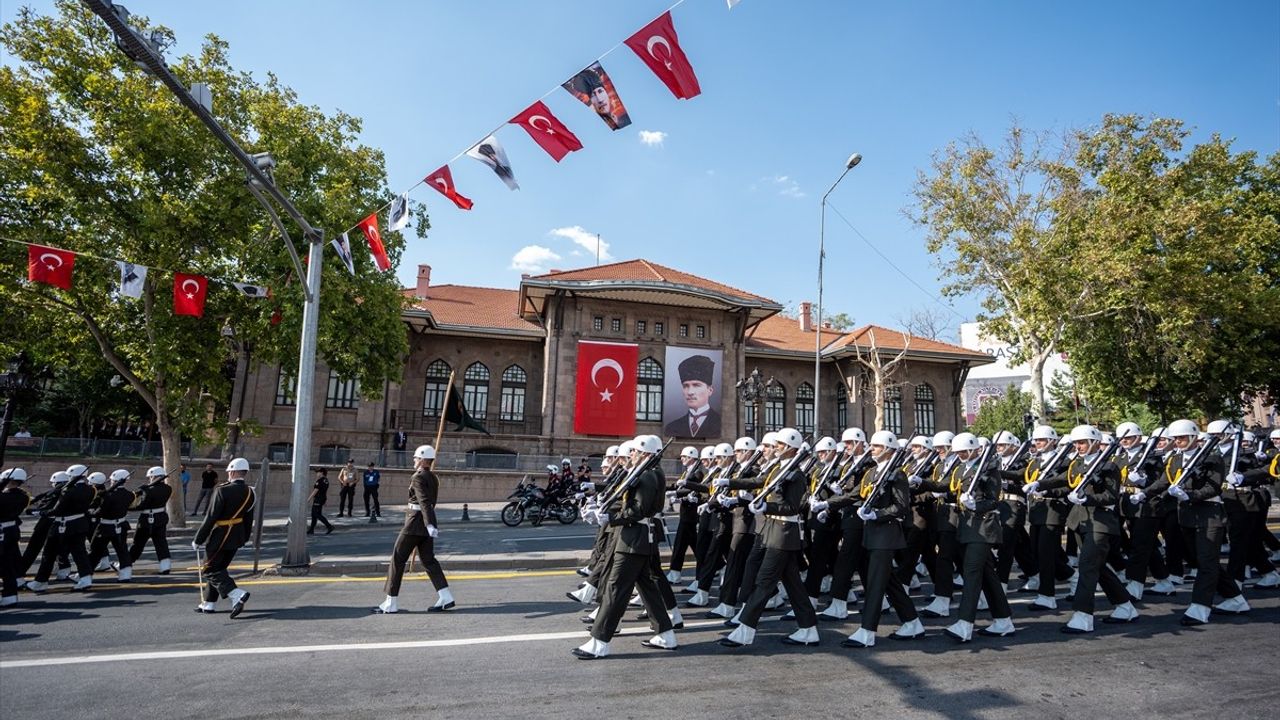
[
  {"xmin": 625, "ymin": 12, "xmax": 701, "ymax": 100},
  {"xmin": 510, "ymin": 101, "xmax": 584, "ymax": 162},
  {"xmin": 27, "ymin": 245, "xmax": 76, "ymax": 289},
  {"xmin": 573, "ymin": 341, "xmax": 639, "ymax": 437},
  {"xmin": 424, "ymin": 165, "xmax": 474, "ymax": 210},
  {"xmin": 173, "ymin": 273, "xmax": 208, "ymax": 317},
  {"xmin": 358, "ymin": 212, "xmax": 391, "ymax": 272}
]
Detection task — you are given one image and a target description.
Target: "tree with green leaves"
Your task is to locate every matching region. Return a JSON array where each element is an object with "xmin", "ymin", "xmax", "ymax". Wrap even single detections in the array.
[
  {"xmin": 0, "ymin": 1, "xmax": 418, "ymax": 524},
  {"xmin": 967, "ymin": 385, "xmax": 1034, "ymax": 439}
]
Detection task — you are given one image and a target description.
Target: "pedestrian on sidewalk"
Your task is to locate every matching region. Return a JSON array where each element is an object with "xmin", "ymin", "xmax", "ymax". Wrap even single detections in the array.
[
  {"xmin": 337, "ymin": 460, "xmax": 357, "ymax": 517},
  {"xmin": 193, "ymin": 464, "xmax": 217, "ymax": 515},
  {"xmin": 179, "ymin": 464, "xmax": 190, "ymax": 508},
  {"xmin": 373, "ymin": 445, "xmax": 453, "ymax": 614},
  {"xmin": 307, "ymin": 468, "xmax": 334, "ymax": 535},
  {"xmin": 363, "ymin": 462, "xmax": 381, "ymax": 521}
]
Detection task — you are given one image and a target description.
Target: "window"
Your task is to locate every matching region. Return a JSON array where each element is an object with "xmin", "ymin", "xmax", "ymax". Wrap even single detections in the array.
[
  {"xmin": 655, "ymin": 322, "xmax": 665, "ymax": 336},
  {"xmin": 914, "ymin": 384, "xmax": 936, "ymax": 436},
  {"xmin": 592, "ymin": 316, "xmax": 603, "ymax": 331},
  {"xmin": 463, "ymin": 362, "xmax": 490, "ymax": 421},
  {"xmin": 796, "ymin": 382, "xmax": 815, "ymax": 435},
  {"xmin": 500, "ymin": 365, "xmax": 527, "ymax": 422},
  {"xmin": 884, "ymin": 386, "xmax": 903, "ymax": 435},
  {"xmin": 836, "ymin": 381, "xmax": 848, "ymax": 430},
  {"xmin": 326, "ymin": 371, "xmax": 359, "ymax": 409},
  {"xmin": 636, "ymin": 357, "xmax": 663, "ymax": 422},
  {"xmin": 275, "ymin": 369, "xmax": 297, "ymax": 406},
  {"xmin": 764, "ymin": 383, "xmax": 786, "ymax": 432},
  {"xmin": 422, "ymin": 359, "xmax": 450, "ymax": 417},
  {"xmin": 679, "ymin": 324, "xmax": 688, "ymax": 338},
  {"xmin": 610, "ymin": 318, "xmax": 622, "ymax": 333},
  {"xmin": 268, "ymin": 442, "xmax": 293, "ymax": 463},
  {"xmin": 696, "ymin": 325, "xmax": 706, "ymax": 339},
  {"xmin": 319, "ymin": 444, "xmax": 350, "ymax": 465},
  {"xmin": 636, "ymin": 320, "xmax": 646, "ymax": 334}
]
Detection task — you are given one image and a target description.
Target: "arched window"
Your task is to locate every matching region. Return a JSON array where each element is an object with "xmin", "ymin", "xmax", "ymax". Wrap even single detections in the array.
[
  {"xmin": 835, "ymin": 381, "xmax": 848, "ymax": 430},
  {"xmin": 636, "ymin": 358, "xmax": 663, "ymax": 422},
  {"xmin": 275, "ymin": 369, "xmax": 297, "ymax": 406},
  {"xmin": 326, "ymin": 370, "xmax": 359, "ymax": 409},
  {"xmin": 795, "ymin": 382, "xmax": 815, "ymax": 435},
  {"xmin": 765, "ymin": 383, "xmax": 786, "ymax": 432},
  {"xmin": 500, "ymin": 365, "xmax": 527, "ymax": 422},
  {"xmin": 422, "ymin": 359, "xmax": 451, "ymax": 417},
  {"xmin": 883, "ymin": 386, "xmax": 903, "ymax": 435},
  {"xmin": 464, "ymin": 362, "xmax": 490, "ymax": 421},
  {"xmin": 914, "ymin": 383, "xmax": 936, "ymax": 436}
]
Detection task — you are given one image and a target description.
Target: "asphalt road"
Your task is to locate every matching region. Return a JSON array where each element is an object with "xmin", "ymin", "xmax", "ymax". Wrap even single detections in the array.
[{"xmin": 2, "ymin": 568, "xmax": 1278, "ymax": 719}]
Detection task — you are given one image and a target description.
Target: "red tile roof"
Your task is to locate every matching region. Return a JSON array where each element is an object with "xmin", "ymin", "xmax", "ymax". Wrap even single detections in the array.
[
  {"xmin": 745, "ymin": 313, "xmax": 845, "ymax": 353},
  {"xmin": 830, "ymin": 324, "xmax": 990, "ymax": 359},
  {"xmin": 745, "ymin": 316, "xmax": 991, "ymax": 362},
  {"xmin": 528, "ymin": 259, "xmax": 777, "ymax": 306},
  {"xmin": 404, "ymin": 285, "xmax": 541, "ymax": 334}
]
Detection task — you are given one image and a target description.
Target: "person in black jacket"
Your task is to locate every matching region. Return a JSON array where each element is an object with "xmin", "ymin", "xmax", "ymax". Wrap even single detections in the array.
[
  {"xmin": 1, "ymin": 468, "xmax": 32, "ymax": 607},
  {"xmin": 306, "ymin": 468, "xmax": 334, "ymax": 535},
  {"xmin": 89, "ymin": 469, "xmax": 136, "ymax": 582},
  {"xmin": 665, "ymin": 446, "xmax": 704, "ymax": 585},
  {"xmin": 944, "ymin": 434, "xmax": 1015, "ymax": 642},
  {"xmin": 811, "ymin": 427, "xmax": 876, "ymax": 621},
  {"xmin": 374, "ymin": 445, "xmax": 453, "ymax": 614},
  {"xmin": 193, "ymin": 458, "xmax": 256, "ymax": 617},
  {"xmin": 129, "ymin": 466, "xmax": 174, "ymax": 574}
]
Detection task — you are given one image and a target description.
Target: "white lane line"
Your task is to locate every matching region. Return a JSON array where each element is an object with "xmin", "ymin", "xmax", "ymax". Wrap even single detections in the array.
[
  {"xmin": 500, "ymin": 534, "xmax": 597, "ymax": 542},
  {"xmin": 0, "ymin": 619, "xmax": 731, "ymax": 669}
]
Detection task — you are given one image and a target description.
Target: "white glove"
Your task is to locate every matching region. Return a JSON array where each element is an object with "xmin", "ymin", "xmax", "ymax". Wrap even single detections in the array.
[
  {"xmin": 1227, "ymin": 472, "xmax": 1245, "ymax": 487},
  {"xmin": 817, "ymin": 510, "xmax": 829, "ymax": 523},
  {"xmin": 1168, "ymin": 485, "xmax": 1189, "ymax": 501},
  {"xmin": 828, "ymin": 481, "xmax": 844, "ymax": 494},
  {"xmin": 191, "ymin": 540, "xmax": 201, "ymax": 551},
  {"xmin": 596, "ymin": 511, "xmax": 610, "ymax": 525},
  {"xmin": 427, "ymin": 524, "xmax": 439, "ymax": 538},
  {"xmin": 712, "ymin": 477, "xmax": 730, "ymax": 488},
  {"xmin": 682, "ymin": 494, "xmax": 699, "ymax": 504},
  {"xmin": 748, "ymin": 500, "xmax": 766, "ymax": 515},
  {"xmin": 857, "ymin": 506, "xmax": 876, "ymax": 521},
  {"xmin": 1128, "ymin": 491, "xmax": 1146, "ymax": 504},
  {"xmin": 960, "ymin": 494, "xmax": 976, "ymax": 510},
  {"xmin": 1068, "ymin": 491, "xmax": 1086, "ymax": 505},
  {"xmin": 1022, "ymin": 482, "xmax": 1039, "ymax": 495},
  {"xmin": 580, "ymin": 481, "xmax": 594, "ymax": 491},
  {"xmin": 809, "ymin": 499, "xmax": 829, "ymax": 513},
  {"xmin": 721, "ymin": 496, "xmax": 738, "ymax": 508},
  {"xmin": 1128, "ymin": 471, "xmax": 1147, "ymax": 487},
  {"xmin": 908, "ymin": 475, "xmax": 923, "ymax": 488}
]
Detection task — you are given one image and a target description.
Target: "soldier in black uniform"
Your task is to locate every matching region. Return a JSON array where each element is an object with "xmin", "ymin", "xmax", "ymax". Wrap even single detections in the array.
[
  {"xmin": 1113, "ymin": 423, "xmax": 1177, "ymax": 600},
  {"xmin": 811, "ymin": 428, "xmax": 875, "ymax": 621},
  {"xmin": 193, "ymin": 457, "xmax": 256, "ymax": 617},
  {"xmin": 801, "ymin": 436, "xmax": 843, "ymax": 602},
  {"xmin": 574, "ymin": 435, "xmax": 675, "ymax": 659},
  {"xmin": 1237, "ymin": 431, "xmax": 1280, "ymax": 587},
  {"xmin": 664, "ymin": 446, "xmax": 705, "ymax": 585},
  {"xmin": 843, "ymin": 432, "xmax": 925, "ymax": 648},
  {"xmin": 915, "ymin": 435, "xmax": 964, "ymax": 619},
  {"xmin": 129, "ymin": 466, "xmax": 174, "ymax": 574},
  {"xmin": 896, "ymin": 435, "xmax": 939, "ymax": 591},
  {"xmin": 944, "ymin": 433, "xmax": 1015, "ymax": 642},
  {"xmin": 1217, "ymin": 424, "xmax": 1279, "ymax": 588},
  {"xmin": 1021, "ymin": 426, "xmax": 1076, "ymax": 610},
  {"xmin": 704, "ymin": 437, "xmax": 766, "ymax": 618},
  {"xmin": 720, "ymin": 428, "xmax": 819, "ymax": 649},
  {"xmin": 1160, "ymin": 420, "xmax": 1249, "ymax": 625},
  {"xmin": 28, "ymin": 464, "xmax": 97, "ymax": 592},
  {"xmin": 19, "ymin": 470, "xmax": 67, "ymax": 576},
  {"xmin": 993, "ymin": 431, "xmax": 1033, "ymax": 589},
  {"xmin": 375, "ymin": 445, "xmax": 453, "ymax": 614},
  {"xmin": 1, "ymin": 468, "xmax": 32, "ymax": 607},
  {"xmin": 684, "ymin": 440, "xmax": 740, "ymax": 603},
  {"xmin": 568, "ymin": 443, "xmax": 627, "ymax": 608},
  {"xmin": 89, "ymin": 469, "xmax": 136, "ymax": 582},
  {"xmin": 1029, "ymin": 425, "xmax": 1138, "ymax": 632}
]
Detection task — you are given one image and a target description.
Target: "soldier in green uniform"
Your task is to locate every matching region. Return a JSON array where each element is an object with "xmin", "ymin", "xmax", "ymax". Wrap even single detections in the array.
[
  {"xmin": 375, "ymin": 445, "xmax": 453, "ymax": 614},
  {"xmin": 193, "ymin": 458, "xmax": 256, "ymax": 617}
]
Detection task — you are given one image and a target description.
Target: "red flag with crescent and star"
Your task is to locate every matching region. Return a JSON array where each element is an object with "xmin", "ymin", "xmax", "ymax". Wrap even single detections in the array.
[
  {"xmin": 424, "ymin": 165, "xmax": 474, "ymax": 210},
  {"xmin": 358, "ymin": 212, "xmax": 391, "ymax": 272},
  {"xmin": 173, "ymin": 273, "xmax": 208, "ymax": 317},
  {"xmin": 573, "ymin": 340, "xmax": 638, "ymax": 436},
  {"xmin": 510, "ymin": 101, "xmax": 584, "ymax": 162},
  {"xmin": 27, "ymin": 245, "xmax": 76, "ymax": 289},
  {"xmin": 625, "ymin": 12, "xmax": 701, "ymax": 100}
]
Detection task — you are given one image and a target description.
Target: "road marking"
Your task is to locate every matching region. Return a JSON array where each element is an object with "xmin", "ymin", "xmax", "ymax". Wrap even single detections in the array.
[
  {"xmin": 500, "ymin": 534, "xmax": 597, "ymax": 542},
  {"xmin": 0, "ymin": 619, "xmax": 731, "ymax": 669},
  {"xmin": 22, "ymin": 569, "xmax": 578, "ymax": 593}
]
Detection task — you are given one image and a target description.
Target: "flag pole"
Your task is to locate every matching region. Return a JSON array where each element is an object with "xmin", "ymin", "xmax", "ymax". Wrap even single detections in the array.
[{"xmin": 430, "ymin": 369, "xmax": 456, "ymax": 471}]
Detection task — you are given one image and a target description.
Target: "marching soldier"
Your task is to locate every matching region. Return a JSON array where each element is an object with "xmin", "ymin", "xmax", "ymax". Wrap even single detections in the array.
[
  {"xmin": 1021, "ymin": 425, "xmax": 1076, "ymax": 610},
  {"xmin": 896, "ymin": 435, "xmax": 938, "ymax": 591},
  {"xmin": 1, "ymin": 468, "xmax": 32, "ymax": 606},
  {"xmin": 19, "ymin": 470, "xmax": 67, "ymax": 576},
  {"xmin": 914, "ymin": 432, "xmax": 963, "ymax": 619},
  {"xmin": 843, "ymin": 432, "xmax": 925, "ymax": 648},
  {"xmin": 704, "ymin": 437, "xmax": 765, "ymax": 618},
  {"xmin": 810, "ymin": 427, "xmax": 875, "ymax": 621},
  {"xmin": 1218, "ymin": 424, "xmax": 1280, "ymax": 588},
  {"xmin": 684, "ymin": 439, "xmax": 744, "ymax": 604},
  {"xmin": 89, "ymin": 469, "xmax": 136, "ymax": 582},
  {"xmin": 801, "ymin": 436, "xmax": 843, "ymax": 602},
  {"xmin": 1115, "ymin": 423, "xmax": 1178, "ymax": 599},
  {"xmin": 28, "ymin": 464, "xmax": 97, "ymax": 592},
  {"xmin": 664, "ymin": 446, "xmax": 704, "ymax": 584},
  {"xmin": 993, "ymin": 431, "xmax": 1033, "ymax": 590},
  {"xmin": 944, "ymin": 433, "xmax": 1016, "ymax": 642},
  {"xmin": 375, "ymin": 445, "xmax": 454, "ymax": 614},
  {"xmin": 129, "ymin": 466, "xmax": 174, "ymax": 574},
  {"xmin": 192, "ymin": 458, "xmax": 255, "ymax": 617}
]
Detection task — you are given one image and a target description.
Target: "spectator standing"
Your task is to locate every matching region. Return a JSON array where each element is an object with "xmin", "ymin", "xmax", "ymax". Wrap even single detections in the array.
[
  {"xmin": 363, "ymin": 462, "xmax": 381, "ymax": 522},
  {"xmin": 179, "ymin": 464, "xmax": 191, "ymax": 508},
  {"xmin": 337, "ymin": 460, "xmax": 358, "ymax": 517},
  {"xmin": 307, "ymin": 468, "xmax": 334, "ymax": 535},
  {"xmin": 393, "ymin": 428, "xmax": 408, "ymax": 468},
  {"xmin": 193, "ymin": 463, "xmax": 218, "ymax": 515}
]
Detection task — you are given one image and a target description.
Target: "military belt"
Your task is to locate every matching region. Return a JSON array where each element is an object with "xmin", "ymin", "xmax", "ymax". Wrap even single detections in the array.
[
  {"xmin": 766, "ymin": 514, "xmax": 801, "ymax": 523},
  {"xmin": 140, "ymin": 508, "xmax": 166, "ymax": 516},
  {"xmin": 213, "ymin": 517, "xmax": 243, "ymax": 527},
  {"xmin": 407, "ymin": 503, "xmax": 423, "ymax": 511}
]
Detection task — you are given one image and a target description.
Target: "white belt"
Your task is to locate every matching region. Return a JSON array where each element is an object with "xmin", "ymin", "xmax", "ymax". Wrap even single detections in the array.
[
  {"xmin": 54, "ymin": 514, "xmax": 84, "ymax": 523},
  {"xmin": 0, "ymin": 520, "xmax": 16, "ymax": 529},
  {"xmin": 140, "ymin": 508, "xmax": 167, "ymax": 516},
  {"xmin": 97, "ymin": 517, "xmax": 128, "ymax": 526},
  {"xmin": 766, "ymin": 514, "xmax": 801, "ymax": 523},
  {"xmin": 1002, "ymin": 496, "xmax": 1025, "ymax": 504},
  {"xmin": 930, "ymin": 492, "xmax": 945, "ymax": 499},
  {"xmin": 407, "ymin": 503, "xmax": 423, "ymax": 511}
]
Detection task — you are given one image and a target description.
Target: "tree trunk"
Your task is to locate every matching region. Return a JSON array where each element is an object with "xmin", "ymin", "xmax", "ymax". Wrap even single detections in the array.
[
  {"xmin": 1027, "ymin": 344, "xmax": 1051, "ymax": 422},
  {"xmin": 154, "ymin": 396, "xmax": 187, "ymax": 529},
  {"xmin": 873, "ymin": 373, "xmax": 885, "ymax": 431}
]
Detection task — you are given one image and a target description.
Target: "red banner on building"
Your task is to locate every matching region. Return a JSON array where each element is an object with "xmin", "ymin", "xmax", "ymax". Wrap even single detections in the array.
[{"xmin": 573, "ymin": 340, "xmax": 639, "ymax": 436}]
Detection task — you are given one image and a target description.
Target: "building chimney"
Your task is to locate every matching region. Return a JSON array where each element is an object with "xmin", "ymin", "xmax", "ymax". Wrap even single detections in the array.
[
  {"xmin": 799, "ymin": 301, "xmax": 813, "ymax": 333},
  {"xmin": 822, "ymin": 321, "xmax": 833, "ymax": 329},
  {"xmin": 521, "ymin": 273, "xmax": 530, "ymax": 280},
  {"xmin": 416, "ymin": 264, "xmax": 432, "ymax": 296}
]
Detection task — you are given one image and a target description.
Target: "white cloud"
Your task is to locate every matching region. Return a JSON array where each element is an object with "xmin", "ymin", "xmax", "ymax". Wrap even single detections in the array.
[
  {"xmin": 773, "ymin": 175, "xmax": 805, "ymax": 198},
  {"xmin": 510, "ymin": 245, "xmax": 561, "ymax": 274},
  {"xmin": 638, "ymin": 130, "xmax": 667, "ymax": 147},
  {"xmin": 549, "ymin": 225, "xmax": 613, "ymax": 262}
]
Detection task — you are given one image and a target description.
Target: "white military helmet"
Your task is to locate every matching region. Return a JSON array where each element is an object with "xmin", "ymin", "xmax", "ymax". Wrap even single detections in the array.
[
  {"xmin": 977, "ymin": 437, "xmax": 991, "ymax": 448},
  {"xmin": 1270, "ymin": 428, "xmax": 1280, "ymax": 441},
  {"xmin": 1197, "ymin": 431, "xmax": 1208, "ymax": 443},
  {"xmin": 109, "ymin": 469, "xmax": 131, "ymax": 483},
  {"xmin": 1069, "ymin": 425, "xmax": 1103, "ymax": 443},
  {"xmin": 814, "ymin": 436, "xmax": 838, "ymax": 452},
  {"xmin": 713, "ymin": 442, "xmax": 734, "ymax": 458},
  {"xmin": 761, "ymin": 431, "xmax": 778, "ymax": 447},
  {"xmin": 1115, "ymin": 422, "xmax": 1143, "ymax": 440},
  {"xmin": 680, "ymin": 446, "xmax": 699, "ymax": 459},
  {"xmin": 546, "ymin": 464, "xmax": 559, "ymax": 473},
  {"xmin": 66, "ymin": 464, "xmax": 89, "ymax": 478},
  {"xmin": 699, "ymin": 446, "xmax": 715, "ymax": 460},
  {"xmin": 800, "ymin": 442, "xmax": 811, "ymax": 454},
  {"xmin": 50, "ymin": 471, "xmax": 71, "ymax": 484},
  {"xmin": 413, "ymin": 445, "xmax": 436, "ymax": 460},
  {"xmin": 774, "ymin": 428, "xmax": 804, "ymax": 449},
  {"xmin": 1101, "ymin": 432, "xmax": 1116, "ymax": 446},
  {"xmin": 840, "ymin": 427, "xmax": 867, "ymax": 444},
  {"xmin": 1205, "ymin": 419, "xmax": 1232, "ymax": 435},
  {"xmin": 146, "ymin": 466, "xmax": 167, "ymax": 479},
  {"xmin": 734, "ymin": 436, "xmax": 758, "ymax": 452},
  {"xmin": 869, "ymin": 430, "xmax": 897, "ymax": 448},
  {"xmin": 87, "ymin": 472, "xmax": 108, "ymax": 486},
  {"xmin": 931, "ymin": 431, "xmax": 955, "ymax": 448},
  {"xmin": 605, "ymin": 445, "xmax": 621, "ymax": 458},
  {"xmin": 951, "ymin": 432, "xmax": 980, "ymax": 452},
  {"xmin": 909, "ymin": 435, "xmax": 932, "ymax": 449},
  {"xmin": 1150, "ymin": 426, "xmax": 1166, "ymax": 440},
  {"xmin": 1241, "ymin": 431, "xmax": 1256, "ymax": 445},
  {"xmin": 1, "ymin": 468, "xmax": 27, "ymax": 483},
  {"xmin": 619, "ymin": 440, "xmax": 636, "ymax": 454},
  {"xmin": 1166, "ymin": 419, "xmax": 1199, "ymax": 438},
  {"xmin": 635, "ymin": 435, "xmax": 662, "ymax": 454},
  {"xmin": 993, "ymin": 431, "xmax": 1019, "ymax": 446},
  {"xmin": 896, "ymin": 439, "xmax": 908, "ymax": 449},
  {"xmin": 227, "ymin": 457, "xmax": 251, "ymax": 472},
  {"xmin": 1031, "ymin": 425, "xmax": 1059, "ymax": 441}
]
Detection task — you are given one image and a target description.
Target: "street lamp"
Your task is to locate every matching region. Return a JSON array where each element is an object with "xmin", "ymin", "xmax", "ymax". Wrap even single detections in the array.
[
  {"xmin": 0, "ymin": 355, "xmax": 32, "ymax": 468},
  {"xmin": 735, "ymin": 367, "xmax": 775, "ymax": 442},
  {"xmin": 815, "ymin": 152, "xmax": 861, "ymax": 438}
]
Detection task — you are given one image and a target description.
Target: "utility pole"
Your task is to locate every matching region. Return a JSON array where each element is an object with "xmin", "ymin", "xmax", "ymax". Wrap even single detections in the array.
[{"xmin": 85, "ymin": 0, "xmax": 320, "ymax": 573}]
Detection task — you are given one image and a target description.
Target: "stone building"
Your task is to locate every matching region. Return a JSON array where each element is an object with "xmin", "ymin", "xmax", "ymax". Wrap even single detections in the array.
[{"xmin": 231, "ymin": 259, "xmax": 992, "ymax": 467}]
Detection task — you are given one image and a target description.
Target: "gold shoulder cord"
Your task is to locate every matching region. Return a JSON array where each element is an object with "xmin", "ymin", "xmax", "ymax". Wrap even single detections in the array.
[
  {"xmin": 1067, "ymin": 459, "xmax": 1082, "ymax": 490},
  {"xmin": 1165, "ymin": 455, "xmax": 1184, "ymax": 488}
]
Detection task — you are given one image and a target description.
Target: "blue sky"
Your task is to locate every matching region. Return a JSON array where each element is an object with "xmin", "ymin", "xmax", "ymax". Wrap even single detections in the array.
[{"xmin": 5, "ymin": 0, "xmax": 1278, "ymax": 336}]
